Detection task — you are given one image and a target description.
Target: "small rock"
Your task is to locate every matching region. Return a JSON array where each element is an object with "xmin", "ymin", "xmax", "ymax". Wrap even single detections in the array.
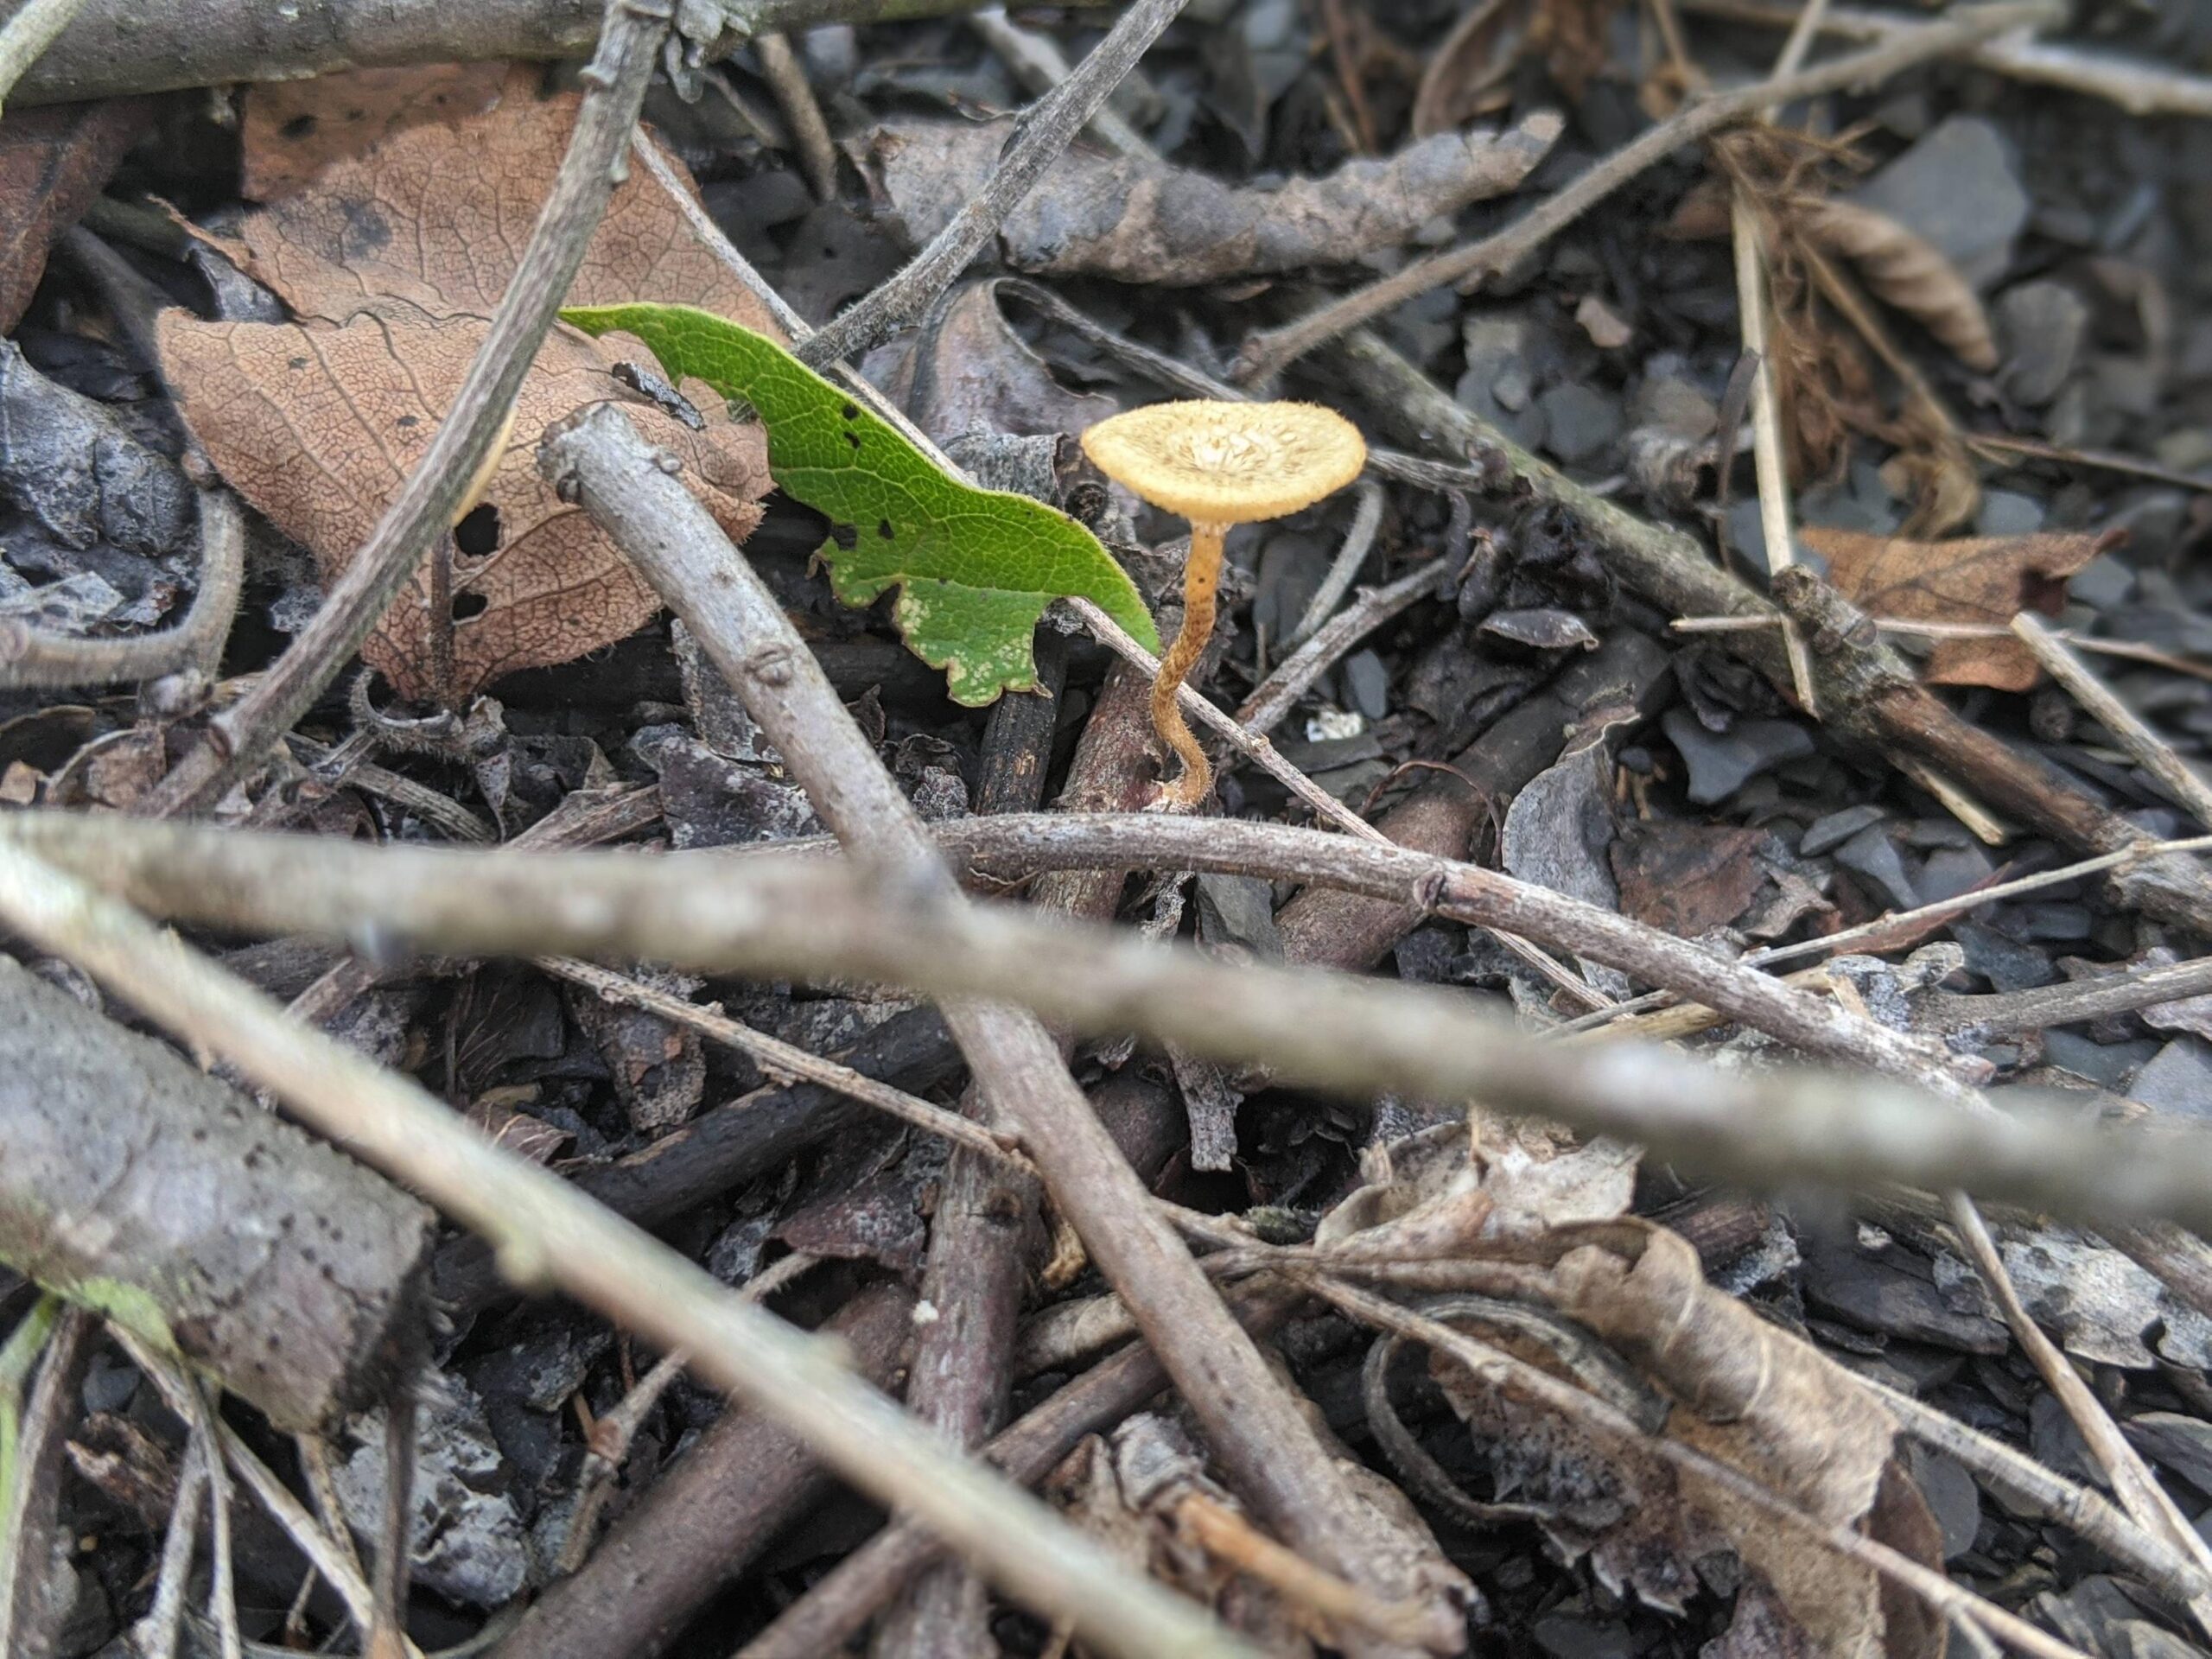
[
  {"xmin": 1343, "ymin": 649, "xmax": 1390, "ymax": 720},
  {"xmin": 1994, "ymin": 280, "xmax": 2089, "ymax": 404},
  {"xmin": 2019, "ymin": 901, "xmax": 2093, "ymax": 941},
  {"xmin": 2043, "ymin": 1029, "xmax": 2159, "ymax": 1090},
  {"xmin": 1800, "ymin": 803, "xmax": 1887, "ymax": 857},
  {"xmin": 1533, "ymin": 1611, "xmax": 1633, "ymax": 1659},
  {"xmin": 1536, "ymin": 382, "xmax": 1624, "ymax": 466},
  {"xmin": 1573, "ymin": 294, "xmax": 1632, "ymax": 350},
  {"xmin": 2133, "ymin": 1037, "xmax": 2212, "ymax": 1118},
  {"xmin": 1848, "ymin": 115, "xmax": 2028, "ymax": 290},
  {"xmin": 2069, "ymin": 553, "xmax": 2138, "ymax": 610},
  {"xmin": 1801, "ymin": 1231, "xmax": 2008, "ymax": 1353},
  {"xmin": 2028, "ymin": 1391, "xmax": 2101, "ymax": 1487},
  {"xmin": 1662, "ymin": 708, "xmax": 1815, "ymax": 804},
  {"xmin": 1975, "ymin": 488, "xmax": 2047, "ymax": 537},
  {"xmin": 1632, "ymin": 372, "xmax": 1716, "ymax": 439},
  {"xmin": 1834, "ymin": 823, "xmax": 1919, "ymax": 912},
  {"xmin": 1904, "ymin": 1442, "xmax": 1981, "ymax": 1560},
  {"xmin": 2125, "ymin": 1413, "xmax": 2212, "ymax": 1500},
  {"xmin": 1918, "ymin": 843, "xmax": 1997, "ymax": 905}
]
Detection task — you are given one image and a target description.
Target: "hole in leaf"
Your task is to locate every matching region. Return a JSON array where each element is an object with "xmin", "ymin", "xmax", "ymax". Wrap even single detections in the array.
[
  {"xmin": 843, "ymin": 430, "xmax": 861, "ymax": 449},
  {"xmin": 876, "ymin": 518, "xmax": 894, "ymax": 540},
  {"xmin": 454, "ymin": 503, "xmax": 500, "ymax": 557},
  {"xmin": 841, "ymin": 402, "xmax": 859, "ymax": 420},
  {"xmin": 280, "ymin": 114, "xmax": 318, "ymax": 140},
  {"xmin": 829, "ymin": 523, "xmax": 858, "ymax": 551},
  {"xmin": 451, "ymin": 591, "xmax": 489, "ymax": 622}
]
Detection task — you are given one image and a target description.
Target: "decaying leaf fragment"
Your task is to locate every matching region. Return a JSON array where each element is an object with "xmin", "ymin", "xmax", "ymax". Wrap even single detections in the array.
[
  {"xmin": 850, "ymin": 111, "xmax": 1561, "ymax": 286},
  {"xmin": 0, "ymin": 99, "xmax": 151, "ymax": 334},
  {"xmin": 158, "ymin": 75, "xmax": 781, "ymax": 702},
  {"xmin": 1789, "ymin": 196, "xmax": 1999, "ymax": 373},
  {"xmin": 1805, "ymin": 524, "xmax": 2120, "ymax": 691},
  {"xmin": 240, "ymin": 62, "xmax": 509, "ymax": 202},
  {"xmin": 158, "ymin": 314, "xmax": 767, "ymax": 701},
  {"xmin": 1434, "ymin": 1220, "xmax": 1944, "ymax": 1657}
]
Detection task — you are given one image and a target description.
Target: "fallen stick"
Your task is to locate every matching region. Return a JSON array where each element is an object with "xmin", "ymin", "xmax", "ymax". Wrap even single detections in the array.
[
  {"xmin": 0, "ymin": 955, "xmax": 432, "ymax": 1434},
  {"xmin": 21, "ymin": 815, "xmax": 2212, "ymax": 1230},
  {"xmin": 0, "ymin": 845, "xmax": 1262, "ymax": 1659}
]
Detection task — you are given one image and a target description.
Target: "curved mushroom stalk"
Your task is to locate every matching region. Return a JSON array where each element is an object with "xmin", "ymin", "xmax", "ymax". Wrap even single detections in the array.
[{"xmin": 1150, "ymin": 521, "xmax": 1227, "ymax": 811}]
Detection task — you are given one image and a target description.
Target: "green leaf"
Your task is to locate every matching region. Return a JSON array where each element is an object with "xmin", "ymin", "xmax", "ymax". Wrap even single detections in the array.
[{"xmin": 562, "ymin": 302, "xmax": 1160, "ymax": 706}]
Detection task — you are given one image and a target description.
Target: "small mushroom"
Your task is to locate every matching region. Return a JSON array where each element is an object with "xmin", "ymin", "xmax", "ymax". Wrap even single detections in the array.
[{"xmin": 1081, "ymin": 400, "xmax": 1367, "ymax": 810}]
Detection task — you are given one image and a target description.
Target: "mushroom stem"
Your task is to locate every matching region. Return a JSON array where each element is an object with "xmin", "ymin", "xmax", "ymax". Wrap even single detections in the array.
[{"xmin": 1151, "ymin": 520, "xmax": 1226, "ymax": 810}]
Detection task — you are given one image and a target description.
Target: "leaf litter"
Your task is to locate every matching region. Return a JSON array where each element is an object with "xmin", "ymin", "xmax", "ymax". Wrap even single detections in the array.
[{"xmin": 158, "ymin": 70, "xmax": 781, "ymax": 702}]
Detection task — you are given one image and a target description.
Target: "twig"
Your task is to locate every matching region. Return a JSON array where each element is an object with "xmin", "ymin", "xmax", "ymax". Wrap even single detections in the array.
[
  {"xmin": 1967, "ymin": 431, "xmax": 2212, "ymax": 497},
  {"xmin": 0, "ymin": 0, "xmax": 89, "ymax": 110},
  {"xmin": 1677, "ymin": 614, "xmax": 2212, "ymax": 687},
  {"xmin": 543, "ymin": 956, "xmax": 1017, "ymax": 1162},
  {"xmin": 1314, "ymin": 1278, "xmax": 2089, "ymax": 1659},
  {"xmin": 0, "ymin": 486, "xmax": 244, "ymax": 691},
  {"xmin": 0, "ymin": 847, "xmax": 1262, "ymax": 1659},
  {"xmin": 1947, "ymin": 1197, "xmax": 2212, "ymax": 1636},
  {"xmin": 0, "ymin": 1304, "xmax": 91, "ymax": 1656},
  {"xmin": 132, "ymin": 1433, "xmax": 212, "ymax": 1659},
  {"xmin": 1679, "ymin": 0, "xmax": 2212, "ymax": 119},
  {"xmin": 37, "ymin": 816, "xmax": 2212, "ymax": 1229},
  {"xmin": 2012, "ymin": 613, "xmax": 2212, "ymax": 829},
  {"xmin": 1287, "ymin": 480, "xmax": 1388, "ymax": 649},
  {"xmin": 795, "ymin": 0, "xmax": 1189, "ymax": 368},
  {"xmin": 969, "ymin": 6, "xmax": 1160, "ymax": 160},
  {"xmin": 753, "ymin": 33, "xmax": 837, "ymax": 199},
  {"xmin": 12, "ymin": 0, "xmax": 1045, "ymax": 105},
  {"xmin": 1230, "ymin": 1, "xmax": 2064, "ymax": 384},
  {"xmin": 139, "ymin": 0, "xmax": 669, "ymax": 817},
  {"xmin": 540, "ymin": 402, "xmax": 1459, "ymax": 1651},
  {"xmin": 1236, "ymin": 556, "xmax": 1448, "ymax": 737},
  {"xmin": 369, "ymin": 1382, "xmax": 417, "ymax": 1659},
  {"xmin": 1922, "ymin": 951, "xmax": 2212, "ymax": 1038}
]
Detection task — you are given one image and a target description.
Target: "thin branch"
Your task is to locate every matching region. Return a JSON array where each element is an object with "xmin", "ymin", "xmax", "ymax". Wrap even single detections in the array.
[
  {"xmin": 1231, "ymin": 0, "xmax": 2065, "ymax": 384},
  {"xmin": 1236, "ymin": 556, "xmax": 1447, "ymax": 738},
  {"xmin": 753, "ymin": 33, "xmax": 837, "ymax": 200},
  {"xmin": 2012, "ymin": 612, "xmax": 2212, "ymax": 830},
  {"xmin": 30, "ymin": 815, "xmax": 2212, "ymax": 1229},
  {"xmin": 139, "ymin": 0, "xmax": 669, "ymax": 817},
  {"xmin": 0, "ymin": 486, "xmax": 244, "ymax": 690},
  {"xmin": 1923, "ymin": 951, "xmax": 2212, "ymax": 1037},
  {"xmin": 1287, "ymin": 480, "xmax": 1388, "ymax": 648},
  {"xmin": 0, "ymin": 845, "xmax": 1262, "ymax": 1659},
  {"xmin": 0, "ymin": 0, "xmax": 91, "ymax": 110},
  {"xmin": 1679, "ymin": 0, "xmax": 2212, "ymax": 119},
  {"xmin": 796, "ymin": 0, "xmax": 1189, "ymax": 368},
  {"xmin": 969, "ymin": 5, "xmax": 1160, "ymax": 160}
]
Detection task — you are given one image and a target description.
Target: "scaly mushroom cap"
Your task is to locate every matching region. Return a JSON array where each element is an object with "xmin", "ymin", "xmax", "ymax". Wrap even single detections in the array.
[{"xmin": 1081, "ymin": 400, "xmax": 1367, "ymax": 529}]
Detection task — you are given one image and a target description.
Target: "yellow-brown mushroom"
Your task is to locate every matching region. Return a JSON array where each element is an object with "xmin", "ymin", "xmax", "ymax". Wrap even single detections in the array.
[{"xmin": 1081, "ymin": 400, "xmax": 1366, "ymax": 810}]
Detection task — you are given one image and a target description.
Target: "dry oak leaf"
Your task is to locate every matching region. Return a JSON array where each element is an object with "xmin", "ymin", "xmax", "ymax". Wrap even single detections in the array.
[
  {"xmin": 229, "ymin": 72, "xmax": 780, "ymax": 337},
  {"xmin": 157, "ymin": 312, "xmax": 768, "ymax": 701},
  {"xmin": 0, "ymin": 99, "xmax": 153, "ymax": 334},
  {"xmin": 1804, "ymin": 524, "xmax": 2121, "ymax": 691},
  {"xmin": 241, "ymin": 62, "xmax": 510, "ymax": 204}
]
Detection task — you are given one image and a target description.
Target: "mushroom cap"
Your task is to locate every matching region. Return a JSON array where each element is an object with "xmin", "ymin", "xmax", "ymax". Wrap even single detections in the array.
[{"xmin": 1080, "ymin": 400, "xmax": 1367, "ymax": 528}]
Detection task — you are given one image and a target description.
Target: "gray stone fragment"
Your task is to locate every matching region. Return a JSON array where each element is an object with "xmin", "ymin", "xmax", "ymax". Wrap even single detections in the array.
[
  {"xmin": 1343, "ymin": 649, "xmax": 1389, "ymax": 720},
  {"xmin": 1953, "ymin": 919, "xmax": 2054, "ymax": 991},
  {"xmin": 1536, "ymin": 382, "xmax": 1624, "ymax": 466},
  {"xmin": 2125, "ymin": 1413, "xmax": 2212, "ymax": 1500},
  {"xmin": 1835, "ymin": 823, "xmax": 1919, "ymax": 911},
  {"xmin": 1975, "ymin": 487, "xmax": 2047, "ymax": 537},
  {"xmin": 2133, "ymin": 1037, "xmax": 2212, "ymax": 1118},
  {"xmin": 1661, "ymin": 708, "xmax": 1815, "ymax": 804},
  {"xmin": 1848, "ymin": 115, "xmax": 2028, "ymax": 290},
  {"xmin": 2043, "ymin": 1029, "xmax": 2159, "ymax": 1090},
  {"xmin": 1994, "ymin": 280, "xmax": 2089, "ymax": 404},
  {"xmin": 1800, "ymin": 803, "xmax": 1887, "ymax": 856},
  {"xmin": 1918, "ymin": 843, "xmax": 1997, "ymax": 905},
  {"xmin": 1904, "ymin": 1442, "xmax": 1980, "ymax": 1560}
]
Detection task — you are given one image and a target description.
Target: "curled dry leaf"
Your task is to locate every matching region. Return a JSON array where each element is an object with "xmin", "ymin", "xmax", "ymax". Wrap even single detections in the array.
[
  {"xmin": 1803, "ymin": 524, "xmax": 2121, "ymax": 691},
  {"xmin": 1410, "ymin": 0, "xmax": 1522, "ymax": 138},
  {"xmin": 1788, "ymin": 196, "xmax": 1999, "ymax": 373},
  {"xmin": 850, "ymin": 111, "xmax": 1561, "ymax": 286},
  {"xmin": 1437, "ymin": 1220, "xmax": 1943, "ymax": 1657},
  {"xmin": 160, "ymin": 74, "xmax": 783, "ymax": 702},
  {"xmin": 0, "ymin": 99, "xmax": 153, "ymax": 334}
]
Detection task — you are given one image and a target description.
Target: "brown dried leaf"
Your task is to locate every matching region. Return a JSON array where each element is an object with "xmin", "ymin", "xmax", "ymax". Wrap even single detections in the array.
[
  {"xmin": 233, "ymin": 73, "xmax": 780, "ymax": 336},
  {"xmin": 851, "ymin": 111, "xmax": 1560, "ymax": 286},
  {"xmin": 1438, "ymin": 1221, "xmax": 1944, "ymax": 1657},
  {"xmin": 157, "ymin": 311, "xmax": 767, "ymax": 701},
  {"xmin": 1789, "ymin": 196, "xmax": 1999, "ymax": 372},
  {"xmin": 1529, "ymin": 0, "xmax": 1626, "ymax": 99},
  {"xmin": 241, "ymin": 62, "xmax": 510, "ymax": 202},
  {"xmin": 0, "ymin": 99, "xmax": 153, "ymax": 333},
  {"xmin": 1610, "ymin": 820, "xmax": 1770, "ymax": 938},
  {"xmin": 1805, "ymin": 524, "xmax": 2120, "ymax": 690}
]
